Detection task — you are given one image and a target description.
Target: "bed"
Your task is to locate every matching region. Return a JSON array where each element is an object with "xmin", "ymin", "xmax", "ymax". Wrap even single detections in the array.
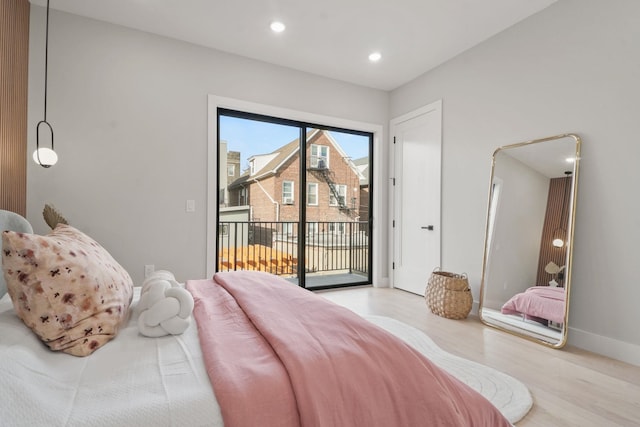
[
  {"xmin": 1, "ymin": 224, "xmax": 512, "ymax": 427},
  {"xmin": 501, "ymin": 286, "xmax": 566, "ymax": 325},
  {"xmin": 0, "ymin": 273, "xmax": 516, "ymax": 427}
]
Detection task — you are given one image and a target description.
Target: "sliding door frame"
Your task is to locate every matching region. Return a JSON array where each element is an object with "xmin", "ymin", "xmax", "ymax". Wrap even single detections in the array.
[
  {"xmin": 216, "ymin": 108, "xmax": 372, "ymax": 289},
  {"xmin": 207, "ymin": 95, "xmax": 385, "ymax": 287}
]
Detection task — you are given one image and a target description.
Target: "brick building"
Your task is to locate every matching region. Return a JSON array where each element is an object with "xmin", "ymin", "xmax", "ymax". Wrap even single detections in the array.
[{"xmin": 228, "ymin": 129, "xmax": 365, "ymax": 228}]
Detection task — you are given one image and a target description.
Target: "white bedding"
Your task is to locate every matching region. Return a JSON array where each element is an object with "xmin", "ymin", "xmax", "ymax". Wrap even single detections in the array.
[
  {"xmin": 0, "ymin": 288, "xmax": 223, "ymax": 427},
  {"xmin": 1, "ymin": 285, "xmax": 524, "ymax": 426}
]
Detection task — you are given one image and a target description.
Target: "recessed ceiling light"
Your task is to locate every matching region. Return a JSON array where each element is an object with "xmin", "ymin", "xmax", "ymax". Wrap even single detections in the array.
[
  {"xmin": 368, "ymin": 52, "xmax": 382, "ymax": 62},
  {"xmin": 270, "ymin": 21, "xmax": 286, "ymax": 33}
]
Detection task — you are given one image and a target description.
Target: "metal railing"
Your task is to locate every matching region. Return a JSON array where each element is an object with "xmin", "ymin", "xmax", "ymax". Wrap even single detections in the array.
[{"xmin": 217, "ymin": 221, "xmax": 369, "ymax": 277}]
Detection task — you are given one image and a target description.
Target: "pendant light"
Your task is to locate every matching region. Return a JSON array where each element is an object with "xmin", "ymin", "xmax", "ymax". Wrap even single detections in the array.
[
  {"xmin": 552, "ymin": 171, "xmax": 572, "ymax": 248},
  {"xmin": 33, "ymin": 0, "xmax": 58, "ymax": 168}
]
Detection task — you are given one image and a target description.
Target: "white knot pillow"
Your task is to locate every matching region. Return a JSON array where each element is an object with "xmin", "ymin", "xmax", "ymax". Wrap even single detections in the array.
[{"xmin": 138, "ymin": 270, "xmax": 194, "ymax": 338}]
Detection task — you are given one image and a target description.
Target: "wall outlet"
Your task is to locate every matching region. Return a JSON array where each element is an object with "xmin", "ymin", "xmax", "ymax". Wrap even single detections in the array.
[{"xmin": 144, "ymin": 264, "xmax": 155, "ymax": 279}]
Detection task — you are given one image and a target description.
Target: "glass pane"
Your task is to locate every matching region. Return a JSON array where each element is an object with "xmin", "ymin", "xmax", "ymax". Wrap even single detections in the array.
[
  {"xmin": 218, "ymin": 114, "xmax": 300, "ymax": 284},
  {"xmin": 304, "ymin": 127, "xmax": 371, "ymax": 289}
]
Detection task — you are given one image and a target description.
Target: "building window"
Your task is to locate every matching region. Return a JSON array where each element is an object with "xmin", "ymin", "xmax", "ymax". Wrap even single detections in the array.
[
  {"xmin": 227, "ymin": 164, "xmax": 235, "ymax": 176},
  {"xmin": 307, "ymin": 222, "xmax": 318, "ymax": 235},
  {"xmin": 329, "ymin": 184, "xmax": 347, "ymax": 207},
  {"xmin": 218, "ymin": 224, "xmax": 228, "ymax": 235},
  {"xmin": 307, "ymin": 183, "xmax": 318, "ymax": 206},
  {"xmin": 281, "ymin": 222, "xmax": 295, "ymax": 236},
  {"xmin": 282, "ymin": 181, "xmax": 294, "ymax": 205},
  {"xmin": 329, "ymin": 222, "xmax": 345, "ymax": 234},
  {"xmin": 249, "ymin": 160, "xmax": 255, "ymax": 175},
  {"xmin": 310, "ymin": 144, "xmax": 329, "ymax": 169},
  {"xmin": 238, "ymin": 187, "xmax": 247, "ymax": 205}
]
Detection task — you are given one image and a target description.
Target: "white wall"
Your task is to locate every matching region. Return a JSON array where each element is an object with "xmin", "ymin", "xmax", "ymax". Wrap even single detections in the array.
[
  {"xmin": 26, "ymin": 8, "xmax": 389, "ymax": 285},
  {"xmin": 390, "ymin": 0, "xmax": 640, "ymax": 364}
]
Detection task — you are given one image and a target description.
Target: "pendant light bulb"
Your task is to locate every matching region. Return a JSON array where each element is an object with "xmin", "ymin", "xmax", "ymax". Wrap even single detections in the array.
[{"xmin": 33, "ymin": 147, "xmax": 58, "ymax": 167}]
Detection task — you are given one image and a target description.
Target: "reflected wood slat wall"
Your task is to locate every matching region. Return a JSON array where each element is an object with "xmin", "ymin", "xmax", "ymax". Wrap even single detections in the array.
[
  {"xmin": 536, "ymin": 176, "xmax": 570, "ymax": 286},
  {"xmin": 0, "ymin": 0, "xmax": 30, "ymax": 216}
]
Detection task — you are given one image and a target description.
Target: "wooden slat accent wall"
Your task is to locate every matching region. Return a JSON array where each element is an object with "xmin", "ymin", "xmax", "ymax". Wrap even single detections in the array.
[
  {"xmin": 0, "ymin": 0, "xmax": 30, "ymax": 216},
  {"xmin": 535, "ymin": 176, "xmax": 571, "ymax": 287}
]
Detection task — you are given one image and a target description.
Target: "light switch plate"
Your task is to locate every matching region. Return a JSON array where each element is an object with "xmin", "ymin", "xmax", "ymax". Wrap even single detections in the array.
[{"xmin": 186, "ymin": 199, "xmax": 195, "ymax": 212}]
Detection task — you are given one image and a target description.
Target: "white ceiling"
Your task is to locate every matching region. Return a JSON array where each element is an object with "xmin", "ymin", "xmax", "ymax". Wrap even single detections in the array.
[
  {"xmin": 30, "ymin": 0, "xmax": 557, "ymax": 91},
  {"xmin": 500, "ymin": 135, "xmax": 578, "ymax": 179}
]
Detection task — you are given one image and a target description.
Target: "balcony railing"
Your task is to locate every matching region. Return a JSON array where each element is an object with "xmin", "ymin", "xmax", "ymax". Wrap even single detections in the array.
[{"xmin": 217, "ymin": 221, "xmax": 369, "ymax": 277}]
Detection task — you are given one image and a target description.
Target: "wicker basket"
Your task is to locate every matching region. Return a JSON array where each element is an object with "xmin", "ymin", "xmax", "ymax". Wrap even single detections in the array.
[{"xmin": 425, "ymin": 269, "xmax": 472, "ymax": 320}]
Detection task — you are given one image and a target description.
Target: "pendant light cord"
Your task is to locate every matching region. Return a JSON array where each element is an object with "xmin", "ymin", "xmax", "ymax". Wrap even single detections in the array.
[
  {"xmin": 558, "ymin": 172, "xmax": 572, "ymax": 241},
  {"xmin": 561, "ymin": 172, "xmax": 571, "ymax": 226},
  {"xmin": 43, "ymin": 0, "xmax": 49, "ymax": 121},
  {"xmin": 560, "ymin": 178, "xmax": 566, "ymax": 226},
  {"xmin": 36, "ymin": 0, "xmax": 55, "ymax": 167}
]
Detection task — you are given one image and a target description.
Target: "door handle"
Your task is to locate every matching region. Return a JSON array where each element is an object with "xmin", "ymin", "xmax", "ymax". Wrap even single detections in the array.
[{"xmin": 421, "ymin": 225, "xmax": 434, "ymax": 230}]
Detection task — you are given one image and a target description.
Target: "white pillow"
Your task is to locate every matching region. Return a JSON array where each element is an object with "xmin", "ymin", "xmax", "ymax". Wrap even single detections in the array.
[{"xmin": 2, "ymin": 224, "xmax": 133, "ymax": 356}]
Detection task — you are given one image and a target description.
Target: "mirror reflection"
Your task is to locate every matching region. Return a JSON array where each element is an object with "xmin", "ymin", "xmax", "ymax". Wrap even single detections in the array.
[{"xmin": 479, "ymin": 134, "xmax": 581, "ymax": 347}]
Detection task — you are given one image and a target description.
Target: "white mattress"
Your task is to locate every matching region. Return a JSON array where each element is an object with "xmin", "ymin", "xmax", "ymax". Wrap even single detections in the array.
[{"xmin": 0, "ymin": 288, "xmax": 224, "ymax": 427}]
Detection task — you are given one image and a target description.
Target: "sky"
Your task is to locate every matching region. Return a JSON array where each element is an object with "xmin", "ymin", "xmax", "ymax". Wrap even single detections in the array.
[{"xmin": 220, "ymin": 115, "xmax": 370, "ymax": 172}]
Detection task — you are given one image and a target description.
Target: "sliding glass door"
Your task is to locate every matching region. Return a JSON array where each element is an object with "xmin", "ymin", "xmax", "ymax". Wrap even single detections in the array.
[
  {"xmin": 217, "ymin": 109, "xmax": 372, "ymax": 289},
  {"xmin": 303, "ymin": 127, "xmax": 371, "ymax": 288}
]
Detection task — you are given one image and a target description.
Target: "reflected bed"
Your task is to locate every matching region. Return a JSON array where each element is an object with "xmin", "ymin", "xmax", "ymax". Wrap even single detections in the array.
[{"xmin": 501, "ymin": 286, "xmax": 566, "ymax": 325}]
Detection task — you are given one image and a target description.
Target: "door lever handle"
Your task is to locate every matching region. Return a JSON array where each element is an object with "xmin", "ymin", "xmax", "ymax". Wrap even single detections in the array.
[{"xmin": 421, "ymin": 225, "xmax": 434, "ymax": 230}]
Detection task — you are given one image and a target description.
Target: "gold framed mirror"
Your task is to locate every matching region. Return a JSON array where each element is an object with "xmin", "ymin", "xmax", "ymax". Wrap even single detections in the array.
[{"xmin": 479, "ymin": 133, "xmax": 581, "ymax": 348}]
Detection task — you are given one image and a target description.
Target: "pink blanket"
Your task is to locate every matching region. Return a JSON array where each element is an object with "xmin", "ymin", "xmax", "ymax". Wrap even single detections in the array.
[
  {"xmin": 187, "ymin": 271, "xmax": 510, "ymax": 427},
  {"xmin": 501, "ymin": 286, "xmax": 566, "ymax": 324}
]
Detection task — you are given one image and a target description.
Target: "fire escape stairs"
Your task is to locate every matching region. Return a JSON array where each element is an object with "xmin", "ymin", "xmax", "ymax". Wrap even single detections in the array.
[{"xmin": 318, "ymin": 167, "xmax": 350, "ymax": 212}]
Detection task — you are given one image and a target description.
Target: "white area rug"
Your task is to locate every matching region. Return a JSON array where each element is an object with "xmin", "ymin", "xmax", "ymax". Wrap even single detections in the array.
[{"xmin": 364, "ymin": 315, "xmax": 533, "ymax": 424}]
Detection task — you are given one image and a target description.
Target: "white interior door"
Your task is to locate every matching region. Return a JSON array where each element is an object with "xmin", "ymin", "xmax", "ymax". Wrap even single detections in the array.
[{"xmin": 391, "ymin": 101, "xmax": 442, "ymax": 295}]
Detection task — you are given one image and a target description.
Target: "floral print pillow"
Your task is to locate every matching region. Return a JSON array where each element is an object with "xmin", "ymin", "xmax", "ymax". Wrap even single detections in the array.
[{"xmin": 2, "ymin": 224, "xmax": 133, "ymax": 356}]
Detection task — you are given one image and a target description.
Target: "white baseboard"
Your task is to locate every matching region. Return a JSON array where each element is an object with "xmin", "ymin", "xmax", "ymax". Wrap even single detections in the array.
[
  {"xmin": 471, "ymin": 301, "xmax": 480, "ymax": 315},
  {"xmin": 471, "ymin": 300, "xmax": 640, "ymax": 366},
  {"xmin": 374, "ymin": 277, "xmax": 390, "ymax": 288},
  {"xmin": 568, "ymin": 327, "xmax": 640, "ymax": 367}
]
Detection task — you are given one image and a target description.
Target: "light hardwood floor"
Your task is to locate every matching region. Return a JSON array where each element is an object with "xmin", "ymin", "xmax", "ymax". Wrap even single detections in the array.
[{"xmin": 317, "ymin": 286, "xmax": 640, "ymax": 427}]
